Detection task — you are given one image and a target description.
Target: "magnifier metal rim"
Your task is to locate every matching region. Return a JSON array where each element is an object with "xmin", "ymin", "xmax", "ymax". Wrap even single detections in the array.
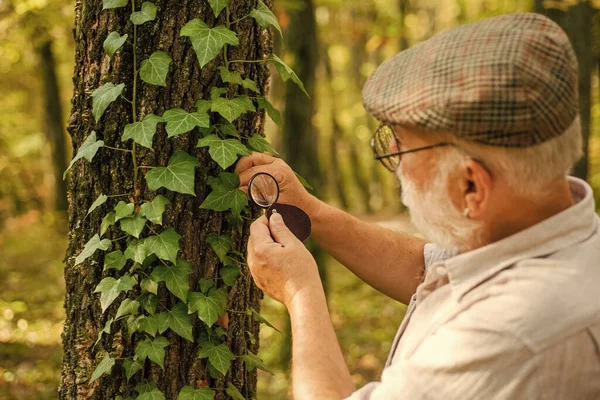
[{"xmin": 248, "ymin": 172, "xmax": 280, "ymax": 209}]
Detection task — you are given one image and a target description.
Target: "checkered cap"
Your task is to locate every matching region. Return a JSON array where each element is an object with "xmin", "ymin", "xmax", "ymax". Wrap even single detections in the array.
[{"xmin": 362, "ymin": 13, "xmax": 579, "ymax": 147}]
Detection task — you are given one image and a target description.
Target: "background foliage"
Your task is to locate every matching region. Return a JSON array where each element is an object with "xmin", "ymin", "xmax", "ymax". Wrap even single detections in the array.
[{"xmin": 1, "ymin": 0, "xmax": 599, "ymax": 399}]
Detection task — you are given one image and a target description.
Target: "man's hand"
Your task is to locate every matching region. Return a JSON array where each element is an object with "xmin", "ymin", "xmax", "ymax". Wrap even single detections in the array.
[{"xmin": 247, "ymin": 212, "xmax": 321, "ymax": 307}]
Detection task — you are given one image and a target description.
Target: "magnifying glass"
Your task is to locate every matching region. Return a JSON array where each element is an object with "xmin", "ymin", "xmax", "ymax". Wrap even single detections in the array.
[{"xmin": 248, "ymin": 172, "xmax": 311, "ymax": 242}]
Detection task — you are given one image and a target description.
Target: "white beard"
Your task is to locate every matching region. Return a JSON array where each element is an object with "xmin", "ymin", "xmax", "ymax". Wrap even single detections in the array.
[{"xmin": 396, "ymin": 158, "xmax": 483, "ymax": 253}]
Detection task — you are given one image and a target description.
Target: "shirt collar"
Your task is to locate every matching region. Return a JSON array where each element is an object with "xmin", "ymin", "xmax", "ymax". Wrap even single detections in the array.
[{"xmin": 444, "ymin": 176, "xmax": 598, "ymax": 301}]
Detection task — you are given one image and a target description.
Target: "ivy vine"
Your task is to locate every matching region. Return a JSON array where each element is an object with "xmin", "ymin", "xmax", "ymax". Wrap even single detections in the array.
[{"xmin": 65, "ymin": 0, "xmax": 309, "ymax": 398}]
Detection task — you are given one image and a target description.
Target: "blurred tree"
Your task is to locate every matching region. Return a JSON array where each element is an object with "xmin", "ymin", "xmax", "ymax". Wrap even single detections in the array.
[
  {"xmin": 60, "ymin": 0, "xmax": 270, "ymax": 398},
  {"xmin": 536, "ymin": 0, "xmax": 593, "ymax": 180}
]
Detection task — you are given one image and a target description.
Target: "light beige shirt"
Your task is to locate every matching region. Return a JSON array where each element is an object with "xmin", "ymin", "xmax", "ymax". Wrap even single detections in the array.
[{"xmin": 346, "ymin": 177, "xmax": 600, "ymax": 400}]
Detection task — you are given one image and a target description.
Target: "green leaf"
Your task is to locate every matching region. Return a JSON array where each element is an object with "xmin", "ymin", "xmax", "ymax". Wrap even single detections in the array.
[
  {"xmin": 75, "ymin": 234, "xmax": 112, "ymax": 266},
  {"xmin": 90, "ymin": 353, "xmax": 115, "ymax": 383},
  {"xmin": 114, "ymin": 201, "xmax": 135, "ymax": 222},
  {"xmin": 123, "ymin": 358, "xmax": 143, "ymax": 382},
  {"xmin": 145, "ymin": 151, "xmax": 199, "ymax": 195},
  {"xmin": 197, "ymin": 342, "xmax": 236, "ymax": 375},
  {"xmin": 141, "ymin": 278, "xmax": 159, "ymax": 295},
  {"xmin": 200, "ymin": 187, "xmax": 247, "ymax": 216},
  {"xmin": 225, "ymin": 383, "xmax": 246, "ymax": 400},
  {"xmin": 246, "ymin": 133, "xmax": 277, "ymax": 155},
  {"xmin": 162, "ymin": 108, "xmax": 209, "ymax": 137},
  {"xmin": 195, "ymin": 99, "xmax": 212, "ymax": 114},
  {"xmin": 100, "ymin": 211, "xmax": 116, "ymax": 236},
  {"xmin": 115, "ymin": 298, "xmax": 140, "ymax": 319},
  {"xmin": 140, "ymin": 51, "xmax": 172, "ymax": 86},
  {"xmin": 210, "ymin": 96, "xmax": 255, "ymax": 123},
  {"xmin": 139, "ymin": 293, "xmax": 158, "ymax": 315},
  {"xmin": 157, "ymin": 303, "xmax": 193, "ymax": 342},
  {"xmin": 139, "ymin": 195, "xmax": 170, "ymax": 225},
  {"xmin": 104, "ymin": 250, "xmax": 127, "ymax": 271},
  {"xmin": 294, "ymin": 172, "xmax": 313, "ymax": 191},
  {"xmin": 216, "ymin": 122, "xmax": 239, "ymax": 138},
  {"xmin": 135, "ymin": 381, "xmax": 165, "ymax": 400},
  {"xmin": 242, "ymin": 78, "xmax": 260, "ymax": 93},
  {"xmin": 92, "ymin": 82, "xmax": 125, "ymax": 122},
  {"xmin": 122, "ymin": 113, "xmax": 164, "ymax": 149},
  {"xmin": 94, "ymin": 275, "xmax": 134, "ymax": 312},
  {"xmin": 126, "ymin": 315, "xmax": 141, "ymax": 336},
  {"xmin": 63, "ymin": 131, "xmax": 104, "ymax": 179},
  {"xmin": 103, "ymin": 32, "xmax": 128, "ymax": 57},
  {"xmin": 120, "ymin": 214, "xmax": 147, "ymax": 238},
  {"xmin": 130, "ymin": 1, "xmax": 157, "ymax": 25},
  {"xmin": 196, "ymin": 134, "xmax": 249, "ymax": 169},
  {"xmin": 145, "ymin": 228, "xmax": 181, "ymax": 264},
  {"xmin": 103, "ymin": 0, "xmax": 128, "ymax": 9},
  {"xmin": 180, "ymin": 20, "xmax": 239, "ymax": 68},
  {"xmin": 136, "ymin": 336, "xmax": 170, "ymax": 369},
  {"xmin": 177, "ymin": 385, "xmax": 214, "ymax": 400},
  {"xmin": 271, "ymin": 54, "xmax": 308, "ymax": 96},
  {"xmin": 207, "ymin": 171, "xmax": 240, "ymax": 191},
  {"xmin": 95, "ymin": 318, "xmax": 113, "ymax": 346},
  {"xmin": 250, "ymin": 1, "xmax": 282, "ymax": 37},
  {"xmin": 218, "ymin": 66, "xmax": 243, "ymax": 85},
  {"xmin": 198, "ymin": 278, "xmax": 214, "ymax": 294},
  {"xmin": 151, "ymin": 259, "xmax": 193, "ymax": 302},
  {"xmin": 256, "ymin": 97, "xmax": 282, "ymax": 127},
  {"xmin": 207, "ymin": 0, "xmax": 230, "ymax": 17},
  {"xmin": 220, "ymin": 265, "xmax": 240, "ymax": 286},
  {"xmin": 87, "ymin": 194, "xmax": 108, "ymax": 217},
  {"xmin": 242, "ymin": 352, "xmax": 273, "ymax": 374},
  {"xmin": 210, "ymin": 87, "xmax": 228, "ymax": 100},
  {"xmin": 138, "ymin": 314, "xmax": 160, "ymax": 336},
  {"xmin": 188, "ymin": 287, "xmax": 228, "ymax": 327},
  {"xmin": 206, "ymin": 233, "xmax": 232, "ymax": 263},
  {"xmin": 124, "ymin": 239, "xmax": 149, "ymax": 264},
  {"xmin": 248, "ymin": 307, "xmax": 281, "ymax": 333}
]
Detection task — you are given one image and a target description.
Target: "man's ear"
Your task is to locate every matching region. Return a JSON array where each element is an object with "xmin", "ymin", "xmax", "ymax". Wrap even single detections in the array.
[{"xmin": 463, "ymin": 159, "xmax": 492, "ymax": 219}]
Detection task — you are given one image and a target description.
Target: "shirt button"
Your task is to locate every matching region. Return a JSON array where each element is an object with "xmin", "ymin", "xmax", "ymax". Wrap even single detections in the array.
[{"xmin": 436, "ymin": 266, "xmax": 447, "ymax": 276}]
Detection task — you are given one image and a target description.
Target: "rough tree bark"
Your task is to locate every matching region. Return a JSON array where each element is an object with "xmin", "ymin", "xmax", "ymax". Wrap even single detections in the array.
[{"xmin": 60, "ymin": 0, "xmax": 272, "ymax": 398}]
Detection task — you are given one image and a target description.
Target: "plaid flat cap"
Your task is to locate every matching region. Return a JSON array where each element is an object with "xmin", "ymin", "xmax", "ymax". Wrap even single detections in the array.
[{"xmin": 362, "ymin": 13, "xmax": 579, "ymax": 147}]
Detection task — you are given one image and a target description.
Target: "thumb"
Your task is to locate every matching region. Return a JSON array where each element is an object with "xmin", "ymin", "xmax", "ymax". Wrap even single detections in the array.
[{"xmin": 269, "ymin": 211, "xmax": 297, "ymax": 246}]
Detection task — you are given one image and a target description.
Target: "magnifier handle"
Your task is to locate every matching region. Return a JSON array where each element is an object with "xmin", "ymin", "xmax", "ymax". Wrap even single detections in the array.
[{"xmin": 266, "ymin": 203, "xmax": 311, "ymax": 242}]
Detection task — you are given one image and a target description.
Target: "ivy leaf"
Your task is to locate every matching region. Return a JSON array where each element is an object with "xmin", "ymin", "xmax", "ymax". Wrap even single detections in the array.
[
  {"xmin": 114, "ymin": 201, "xmax": 135, "ymax": 222},
  {"xmin": 115, "ymin": 298, "xmax": 140, "ymax": 319},
  {"xmin": 248, "ymin": 307, "xmax": 281, "ymax": 333},
  {"xmin": 141, "ymin": 279, "xmax": 159, "ymax": 295},
  {"xmin": 100, "ymin": 211, "xmax": 116, "ymax": 236},
  {"xmin": 87, "ymin": 194, "xmax": 108, "ymax": 217},
  {"xmin": 94, "ymin": 318, "xmax": 113, "ymax": 347},
  {"xmin": 138, "ymin": 314, "xmax": 160, "ymax": 336},
  {"xmin": 140, "ymin": 195, "xmax": 170, "ymax": 225},
  {"xmin": 188, "ymin": 287, "xmax": 228, "ymax": 327},
  {"xmin": 225, "ymin": 383, "xmax": 246, "ymax": 400},
  {"xmin": 210, "ymin": 96, "xmax": 255, "ymax": 123},
  {"xmin": 207, "ymin": 171, "xmax": 239, "ymax": 191},
  {"xmin": 201, "ymin": 172, "xmax": 247, "ymax": 216},
  {"xmin": 196, "ymin": 134, "xmax": 249, "ymax": 169},
  {"xmin": 180, "ymin": 20, "xmax": 239, "ymax": 68},
  {"xmin": 145, "ymin": 151, "xmax": 199, "ymax": 195},
  {"xmin": 219, "ymin": 66, "xmax": 258, "ymax": 92},
  {"xmin": 139, "ymin": 293, "xmax": 158, "ymax": 315},
  {"xmin": 90, "ymin": 353, "xmax": 115, "ymax": 383},
  {"xmin": 177, "ymin": 385, "xmax": 214, "ymax": 400},
  {"xmin": 63, "ymin": 131, "xmax": 104, "ymax": 179},
  {"xmin": 246, "ymin": 133, "xmax": 278, "ymax": 155},
  {"xmin": 195, "ymin": 99, "xmax": 212, "ymax": 114},
  {"xmin": 162, "ymin": 108, "xmax": 209, "ymax": 137},
  {"xmin": 250, "ymin": 1, "xmax": 282, "ymax": 37},
  {"xmin": 151, "ymin": 259, "xmax": 193, "ymax": 302},
  {"xmin": 94, "ymin": 275, "xmax": 134, "ymax": 312},
  {"xmin": 124, "ymin": 239, "xmax": 149, "ymax": 264},
  {"xmin": 207, "ymin": 0, "xmax": 230, "ymax": 17},
  {"xmin": 136, "ymin": 336, "xmax": 170, "ymax": 369},
  {"xmin": 197, "ymin": 279, "xmax": 213, "ymax": 295},
  {"xmin": 119, "ymin": 214, "xmax": 147, "ymax": 238},
  {"xmin": 104, "ymin": 250, "xmax": 127, "ymax": 271},
  {"xmin": 122, "ymin": 113, "xmax": 164, "ymax": 149},
  {"xmin": 130, "ymin": 2, "xmax": 157, "ymax": 25},
  {"xmin": 103, "ymin": 32, "xmax": 128, "ymax": 57},
  {"xmin": 157, "ymin": 303, "xmax": 193, "ymax": 342},
  {"xmin": 140, "ymin": 51, "xmax": 172, "ymax": 86},
  {"xmin": 216, "ymin": 122, "xmax": 239, "ymax": 138},
  {"xmin": 92, "ymin": 82, "xmax": 125, "ymax": 122},
  {"xmin": 210, "ymin": 87, "xmax": 228, "ymax": 100},
  {"xmin": 197, "ymin": 342, "xmax": 236, "ymax": 375},
  {"xmin": 123, "ymin": 358, "xmax": 143, "ymax": 382},
  {"xmin": 220, "ymin": 265, "xmax": 240, "ymax": 286},
  {"xmin": 271, "ymin": 54, "xmax": 308, "ymax": 96},
  {"xmin": 206, "ymin": 233, "xmax": 232, "ymax": 263},
  {"xmin": 256, "ymin": 97, "xmax": 282, "ymax": 127},
  {"xmin": 295, "ymin": 172, "xmax": 313, "ymax": 191},
  {"xmin": 75, "ymin": 234, "xmax": 111, "ymax": 266},
  {"xmin": 103, "ymin": 0, "xmax": 128, "ymax": 9},
  {"xmin": 145, "ymin": 228, "xmax": 181, "ymax": 264},
  {"xmin": 242, "ymin": 352, "xmax": 273, "ymax": 374},
  {"xmin": 135, "ymin": 381, "xmax": 165, "ymax": 400}
]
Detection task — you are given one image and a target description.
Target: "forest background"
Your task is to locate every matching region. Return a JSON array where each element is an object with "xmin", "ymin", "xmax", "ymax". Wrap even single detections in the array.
[{"xmin": 1, "ymin": 0, "xmax": 599, "ymax": 399}]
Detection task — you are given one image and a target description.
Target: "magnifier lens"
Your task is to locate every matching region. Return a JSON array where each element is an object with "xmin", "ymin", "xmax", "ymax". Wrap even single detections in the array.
[{"xmin": 249, "ymin": 173, "xmax": 279, "ymax": 208}]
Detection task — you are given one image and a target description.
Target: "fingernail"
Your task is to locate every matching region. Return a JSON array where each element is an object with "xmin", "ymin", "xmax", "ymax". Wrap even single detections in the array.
[{"xmin": 271, "ymin": 212, "xmax": 283, "ymax": 224}]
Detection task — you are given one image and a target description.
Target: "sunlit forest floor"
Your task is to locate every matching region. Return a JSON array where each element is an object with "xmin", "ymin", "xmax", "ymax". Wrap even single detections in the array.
[{"xmin": 0, "ymin": 210, "xmax": 412, "ymax": 400}]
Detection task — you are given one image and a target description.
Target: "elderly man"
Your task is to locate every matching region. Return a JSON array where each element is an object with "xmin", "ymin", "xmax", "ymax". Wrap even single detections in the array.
[{"xmin": 235, "ymin": 13, "xmax": 600, "ymax": 399}]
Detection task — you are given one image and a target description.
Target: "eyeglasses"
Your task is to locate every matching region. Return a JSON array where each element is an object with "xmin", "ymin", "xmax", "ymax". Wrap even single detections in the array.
[{"xmin": 370, "ymin": 123, "xmax": 454, "ymax": 172}]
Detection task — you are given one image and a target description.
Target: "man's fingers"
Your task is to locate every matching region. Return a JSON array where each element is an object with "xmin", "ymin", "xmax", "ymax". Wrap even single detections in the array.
[
  {"xmin": 268, "ymin": 212, "xmax": 298, "ymax": 247},
  {"xmin": 249, "ymin": 215, "xmax": 274, "ymax": 246},
  {"xmin": 234, "ymin": 152, "xmax": 277, "ymax": 175},
  {"xmin": 238, "ymin": 165, "xmax": 278, "ymax": 188}
]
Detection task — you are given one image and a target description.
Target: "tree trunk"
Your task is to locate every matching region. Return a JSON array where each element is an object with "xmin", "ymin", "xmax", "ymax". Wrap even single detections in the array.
[
  {"xmin": 535, "ymin": 0, "xmax": 592, "ymax": 180},
  {"xmin": 60, "ymin": 1, "xmax": 272, "ymax": 398},
  {"xmin": 38, "ymin": 39, "xmax": 69, "ymax": 213}
]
